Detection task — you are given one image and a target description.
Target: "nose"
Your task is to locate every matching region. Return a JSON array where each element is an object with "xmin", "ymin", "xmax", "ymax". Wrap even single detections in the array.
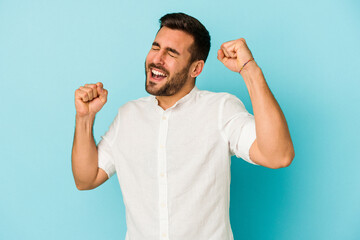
[{"xmin": 152, "ymin": 50, "xmax": 165, "ymax": 65}]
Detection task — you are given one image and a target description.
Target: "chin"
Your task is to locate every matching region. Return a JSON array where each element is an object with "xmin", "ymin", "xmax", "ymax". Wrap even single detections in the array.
[{"xmin": 146, "ymin": 82, "xmax": 160, "ymax": 95}]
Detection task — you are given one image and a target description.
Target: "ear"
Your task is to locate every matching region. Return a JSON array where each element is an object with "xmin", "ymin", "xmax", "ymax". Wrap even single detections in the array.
[{"xmin": 190, "ymin": 60, "xmax": 205, "ymax": 78}]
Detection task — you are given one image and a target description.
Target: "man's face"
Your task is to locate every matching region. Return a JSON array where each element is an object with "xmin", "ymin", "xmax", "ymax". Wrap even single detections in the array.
[{"xmin": 145, "ymin": 27, "xmax": 194, "ymax": 96}]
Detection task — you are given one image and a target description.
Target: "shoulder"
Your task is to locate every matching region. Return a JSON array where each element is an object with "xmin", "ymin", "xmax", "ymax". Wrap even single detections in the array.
[
  {"xmin": 195, "ymin": 89, "xmax": 249, "ymax": 116},
  {"xmin": 195, "ymin": 89, "xmax": 244, "ymax": 107},
  {"xmin": 118, "ymin": 95, "xmax": 154, "ymax": 113}
]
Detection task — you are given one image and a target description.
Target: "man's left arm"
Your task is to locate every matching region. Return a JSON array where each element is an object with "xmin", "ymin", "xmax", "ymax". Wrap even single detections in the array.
[{"xmin": 218, "ymin": 38, "xmax": 295, "ymax": 169}]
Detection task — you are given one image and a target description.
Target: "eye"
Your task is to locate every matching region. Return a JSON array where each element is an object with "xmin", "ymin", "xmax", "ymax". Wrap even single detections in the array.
[
  {"xmin": 151, "ymin": 46, "xmax": 160, "ymax": 51},
  {"xmin": 168, "ymin": 52, "xmax": 175, "ymax": 57}
]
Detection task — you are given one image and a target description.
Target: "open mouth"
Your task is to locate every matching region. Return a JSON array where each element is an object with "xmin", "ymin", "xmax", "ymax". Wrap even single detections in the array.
[{"xmin": 150, "ymin": 68, "xmax": 168, "ymax": 82}]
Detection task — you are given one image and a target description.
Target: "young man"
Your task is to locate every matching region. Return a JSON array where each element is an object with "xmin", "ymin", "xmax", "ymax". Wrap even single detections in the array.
[{"xmin": 72, "ymin": 13, "xmax": 294, "ymax": 240}]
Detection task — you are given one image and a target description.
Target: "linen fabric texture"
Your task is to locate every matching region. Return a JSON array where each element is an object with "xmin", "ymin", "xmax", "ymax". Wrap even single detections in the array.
[{"xmin": 98, "ymin": 86, "xmax": 257, "ymax": 240}]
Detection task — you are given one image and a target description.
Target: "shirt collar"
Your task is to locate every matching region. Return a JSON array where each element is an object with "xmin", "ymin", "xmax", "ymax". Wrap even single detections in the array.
[
  {"xmin": 176, "ymin": 85, "xmax": 198, "ymax": 105},
  {"xmin": 152, "ymin": 86, "xmax": 198, "ymax": 110}
]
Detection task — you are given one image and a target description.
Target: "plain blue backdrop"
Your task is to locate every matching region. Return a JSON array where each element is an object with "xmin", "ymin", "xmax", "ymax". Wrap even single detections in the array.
[{"xmin": 1, "ymin": 0, "xmax": 359, "ymax": 239}]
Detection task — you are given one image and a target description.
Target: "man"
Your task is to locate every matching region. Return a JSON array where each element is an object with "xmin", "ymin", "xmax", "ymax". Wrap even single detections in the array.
[{"xmin": 72, "ymin": 13, "xmax": 294, "ymax": 240}]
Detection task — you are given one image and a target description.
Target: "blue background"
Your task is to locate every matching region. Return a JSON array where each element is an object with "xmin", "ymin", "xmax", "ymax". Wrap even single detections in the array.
[{"xmin": 1, "ymin": 0, "xmax": 359, "ymax": 239}]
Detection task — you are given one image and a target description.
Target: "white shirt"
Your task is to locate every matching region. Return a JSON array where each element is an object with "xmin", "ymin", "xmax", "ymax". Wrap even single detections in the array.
[{"xmin": 98, "ymin": 86, "xmax": 257, "ymax": 240}]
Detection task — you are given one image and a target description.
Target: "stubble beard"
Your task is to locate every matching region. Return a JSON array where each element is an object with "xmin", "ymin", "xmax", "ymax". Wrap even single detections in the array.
[{"xmin": 145, "ymin": 62, "xmax": 191, "ymax": 96}]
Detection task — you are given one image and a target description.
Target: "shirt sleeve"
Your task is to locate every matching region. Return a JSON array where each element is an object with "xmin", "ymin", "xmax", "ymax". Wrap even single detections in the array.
[
  {"xmin": 97, "ymin": 109, "xmax": 121, "ymax": 178},
  {"xmin": 220, "ymin": 94, "xmax": 257, "ymax": 165}
]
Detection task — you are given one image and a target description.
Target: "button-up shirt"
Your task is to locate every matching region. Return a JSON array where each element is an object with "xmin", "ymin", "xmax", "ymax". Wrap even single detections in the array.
[{"xmin": 98, "ymin": 86, "xmax": 257, "ymax": 240}]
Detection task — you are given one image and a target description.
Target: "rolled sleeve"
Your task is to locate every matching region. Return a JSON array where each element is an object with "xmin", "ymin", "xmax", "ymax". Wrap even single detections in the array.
[
  {"xmin": 98, "ymin": 137, "xmax": 116, "ymax": 178},
  {"xmin": 97, "ymin": 109, "xmax": 121, "ymax": 178},
  {"xmin": 220, "ymin": 94, "xmax": 257, "ymax": 165}
]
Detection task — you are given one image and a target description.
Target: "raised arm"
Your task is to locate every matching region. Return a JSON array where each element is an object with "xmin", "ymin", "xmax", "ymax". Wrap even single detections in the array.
[
  {"xmin": 218, "ymin": 38, "xmax": 295, "ymax": 169},
  {"xmin": 72, "ymin": 82, "xmax": 109, "ymax": 190}
]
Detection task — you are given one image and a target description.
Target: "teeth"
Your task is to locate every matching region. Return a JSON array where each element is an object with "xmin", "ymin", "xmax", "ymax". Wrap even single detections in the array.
[{"xmin": 151, "ymin": 69, "xmax": 166, "ymax": 77}]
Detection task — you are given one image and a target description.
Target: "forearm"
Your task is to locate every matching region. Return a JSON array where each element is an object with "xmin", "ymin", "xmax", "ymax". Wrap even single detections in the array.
[
  {"xmin": 71, "ymin": 114, "xmax": 99, "ymax": 189},
  {"xmin": 241, "ymin": 62, "xmax": 294, "ymax": 162}
]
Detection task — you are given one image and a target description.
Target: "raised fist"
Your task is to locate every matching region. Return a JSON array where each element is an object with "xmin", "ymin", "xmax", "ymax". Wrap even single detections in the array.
[
  {"xmin": 75, "ymin": 82, "xmax": 108, "ymax": 117},
  {"xmin": 217, "ymin": 38, "xmax": 254, "ymax": 73}
]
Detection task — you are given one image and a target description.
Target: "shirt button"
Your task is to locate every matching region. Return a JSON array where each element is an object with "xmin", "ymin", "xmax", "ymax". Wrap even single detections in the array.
[
  {"xmin": 160, "ymin": 172, "xmax": 165, "ymax": 177},
  {"xmin": 162, "ymin": 116, "xmax": 167, "ymax": 120},
  {"xmin": 162, "ymin": 233, "xmax": 167, "ymax": 238},
  {"xmin": 160, "ymin": 144, "xmax": 164, "ymax": 149},
  {"xmin": 161, "ymin": 202, "xmax": 166, "ymax": 208}
]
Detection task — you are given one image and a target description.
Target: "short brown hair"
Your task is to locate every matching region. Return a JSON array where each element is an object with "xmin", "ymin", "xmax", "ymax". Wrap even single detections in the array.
[{"xmin": 159, "ymin": 13, "xmax": 211, "ymax": 63}]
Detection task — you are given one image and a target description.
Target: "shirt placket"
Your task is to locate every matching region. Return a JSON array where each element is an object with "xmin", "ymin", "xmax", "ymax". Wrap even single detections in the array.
[{"xmin": 158, "ymin": 110, "xmax": 171, "ymax": 240}]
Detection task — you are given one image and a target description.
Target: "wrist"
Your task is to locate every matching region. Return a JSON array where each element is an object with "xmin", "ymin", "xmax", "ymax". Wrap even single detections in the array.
[
  {"xmin": 239, "ymin": 62, "xmax": 265, "ymax": 97},
  {"xmin": 75, "ymin": 113, "xmax": 96, "ymax": 131},
  {"xmin": 239, "ymin": 60, "xmax": 260, "ymax": 76},
  {"xmin": 76, "ymin": 112, "xmax": 96, "ymax": 120}
]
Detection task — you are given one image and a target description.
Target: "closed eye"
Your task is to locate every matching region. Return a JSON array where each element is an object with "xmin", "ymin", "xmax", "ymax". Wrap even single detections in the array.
[
  {"xmin": 152, "ymin": 42, "xmax": 160, "ymax": 50},
  {"xmin": 167, "ymin": 48, "xmax": 180, "ymax": 56},
  {"xmin": 152, "ymin": 41, "xmax": 180, "ymax": 57}
]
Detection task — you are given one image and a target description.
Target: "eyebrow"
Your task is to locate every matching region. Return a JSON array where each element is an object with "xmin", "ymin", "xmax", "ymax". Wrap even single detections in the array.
[{"xmin": 152, "ymin": 42, "xmax": 180, "ymax": 56}]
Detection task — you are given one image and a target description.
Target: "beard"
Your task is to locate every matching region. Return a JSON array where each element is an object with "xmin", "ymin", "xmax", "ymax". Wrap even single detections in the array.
[{"xmin": 145, "ymin": 62, "xmax": 191, "ymax": 96}]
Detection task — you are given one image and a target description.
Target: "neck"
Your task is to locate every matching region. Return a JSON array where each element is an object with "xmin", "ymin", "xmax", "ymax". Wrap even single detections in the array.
[{"xmin": 156, "ymin": 82, "xmax": 195, "ymax": 110}]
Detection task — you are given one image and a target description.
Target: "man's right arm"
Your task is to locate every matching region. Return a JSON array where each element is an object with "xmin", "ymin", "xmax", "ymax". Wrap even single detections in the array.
[{"xmin": 71, "ymin": 82, "xmax": 109, "ymax": 190}]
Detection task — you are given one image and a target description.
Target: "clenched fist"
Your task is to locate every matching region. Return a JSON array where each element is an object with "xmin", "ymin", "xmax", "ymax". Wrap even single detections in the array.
[
  {"xmin": 75, "ymin": 82, "xmax": 108, "ymax": 117},
  {"xmin": 217, "ymin": 38, "xmax": 255, "ymax": 73}
]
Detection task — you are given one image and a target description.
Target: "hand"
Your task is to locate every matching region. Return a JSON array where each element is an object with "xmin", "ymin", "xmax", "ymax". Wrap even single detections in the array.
[
  {"xmin": 75, "ymin": 82, "xmax": 108, "ymax": 117},
  {"xmin": 217, "ymin": 38, "xmax": 254, "ymax": 73}
]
